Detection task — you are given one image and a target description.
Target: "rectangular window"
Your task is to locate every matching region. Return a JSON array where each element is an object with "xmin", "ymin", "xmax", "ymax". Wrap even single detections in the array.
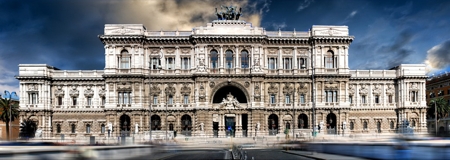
[
  {"xmin": 388, "ymin": 95, "xmax": 393, "ymax": 103},
  {"xmin": 183, "ymin": 95, "xmax": 189, "ymax": 104},
  {"xmin": 361, "ymin": 95, "xmax": 366, "ymax": 104},
  {"xmin": 153, "ymin": 96, "xmax": 158, "ymax": 104},
  {"xmin": 101, "ymin": 97, "xmax": 106, "ymax": 105},
  {"xmin": 57, "ymin": 97, "xmax": 63, "ymax": 105},
  {"xmin": 349, "ymin": 95, "xmax": 353, "ymax": 104},
  {"xmin": 182, "ymin": 57, "xmax": 190, "ymax": 70},
  {"xmin": 124, "ymin": 92, "xmax": 129, "ymax": 104},
  {"xmin": 72, "ymin": 97, "xmax": 77, "ymax": 106},
  {"xmin": 120, "ymin": 57, "xmax": 130, "ymax": 69},
  {"xmin": 166, "ymin": 57, "xmax": 174, "ymax": 69},
  {"xmin": 270, "ymin": 94, "xmax": 276, "ymax": 104},
  {"xmin": 268, "ymin": 58, "xmax": 277, "ymax": 70},
  {"xmin": 325, "ymin": 57, "xmax": 334, "ymax": 68},
  {"xmin": 86, "ymin": 125, "xmax": 91, "ymax": 133},
  {"xmin": 283, "ymin": 58, "xmax": 292, "ymax": 69},
  {"xmin": 285, "ymin": 95, "xmax": 291, "ymax": 104},
  {"xmin": 168, "ymin": 95, "xmax": 173, "ymax": 104},
  {"xmin": 300, "ymin": 94, "xmax": 305, "ymax": 104},
  {"xmin": 326, "ymin": 91, "xmax": 335, "ymax": 102},
  {"xmin": 151, "ymin": 58, "xmax": 160, "ymax": 69},
  {"xmin": 30, "ymin": 93, "xmax": 38, "ymax": 104},
  {"xmin": 411, "ymin": 91, "xmax": 418, "ymax": 102},
  {"xmin": 101, "ymin": 125, "xmax": 105, "ymax": 134},
  {"xmin": 298, "ymin": 58, "xmax": 306, "ymax": 69},
  {"xmin": 375, "ymin": 95, "xmax": 379, "ymax": 104},
  {"xmin": 87, "ymin": 97, "xmax": 92, "ymax": 106}
]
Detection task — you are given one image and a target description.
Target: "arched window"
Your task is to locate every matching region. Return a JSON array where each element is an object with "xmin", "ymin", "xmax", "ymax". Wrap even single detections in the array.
[
  {"xmin": 210, "ymin": 50, "xmax": 218, "ymax": 69},
  {"xmin": 363, "ymin": 121, "xmax": 368, "ymax": 130},
  {"xmin": 412, "ymin": 120, "xmax": 416, "ymax": 127},
  {"xmin": 325, "ymin": 50, "xmax": 335, "ymax": 68},
  {"xmin": 390, "ymin": 121, "xmax": 394, "ymax": 129},
  {"xmin": 350, "ymin": 122, "xmax": 354, "ymax": 130},
  {"xmin": 56, "ymin": 124, "xmax": 61, "ymax": 133},
  {"xmin": 120, "ymin": 50, "xmax": 130, "ymax": 69},
  {"xmin": 101, "ymin": 124, "xmax": 105, "ymax": 134},
  {"xmin": 377, "ymin": 121, "xmax": 381, "ymax": 133},
  {"xmin": 241, "ymin": 50, "xmax": 249, "ymax": 68},
  {"xmin": 226, "ymin": 50, "xmax": 233, "ymax": 68},
  {"xmin": 71, "ymin": 124, "xmax": 76, "ymax": 133}
]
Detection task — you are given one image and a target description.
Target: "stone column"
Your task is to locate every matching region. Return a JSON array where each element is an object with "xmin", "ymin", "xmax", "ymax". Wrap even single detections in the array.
[{"xmin": 220, "ymin": 45, "xmax": 224, "ymax": 74}]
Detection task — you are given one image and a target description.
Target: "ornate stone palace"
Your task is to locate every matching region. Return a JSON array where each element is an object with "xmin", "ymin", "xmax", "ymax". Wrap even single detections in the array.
[{"xmin": 16, "ymin": 10, "xmax": 428, "ymax": 139}]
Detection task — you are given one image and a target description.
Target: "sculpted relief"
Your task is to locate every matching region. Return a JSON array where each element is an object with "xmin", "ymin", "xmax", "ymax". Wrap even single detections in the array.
[{"xmin": 220, "ymin": 92, "xmax": 242, "ymax": 109}]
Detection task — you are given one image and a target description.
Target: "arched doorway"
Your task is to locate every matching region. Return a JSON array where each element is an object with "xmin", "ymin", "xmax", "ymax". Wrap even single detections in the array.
[
  {"xmin": 181, "ymin": 115, "xmax": 192, "ymax": 136},
  {"xmin": 151, "ymin": 115, "xmax": 161, "ymax": 130},
  {"xmin": 298, "ymin": 114, "xmax": 308, "ymax": 129},
  {"xmin": 326, "ymin": 113, "xmax": 337, "ymax": 134},
  {"xmin": 268, "ymin": 114, "xmax": 278, "ymax": 135},
  {"xmin": 212, "ymin": 85, "xmax": 247, "ymax": 103},
  {"xmin": 120, "ymin": 114, "xmax": 131, "ymax": 136}
]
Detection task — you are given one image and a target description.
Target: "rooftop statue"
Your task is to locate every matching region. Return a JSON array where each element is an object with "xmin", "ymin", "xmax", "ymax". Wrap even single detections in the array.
[{"xmin": 215, "ymin": 5, "xmax": 242, "ymax": 20}]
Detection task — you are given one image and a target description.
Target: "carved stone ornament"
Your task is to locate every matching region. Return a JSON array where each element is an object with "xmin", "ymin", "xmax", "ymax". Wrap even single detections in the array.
[
  {"xmin": 251, "ymin": 57, "xmax": 262, "ymax": 73},
  {"xmin": 324, "ymin": 81, "xmax": 338, "ymax": 90},
  {"xmin": 29, "ymin": 84, "xmax": 38, "ymax": 91},
  {"xmin": 220, "ymin": 92, "xmax": 242, "ymax": 109},
  {"xmin": 180, "ymin": 83, "xmax": 191, "ymax": 95},
  {"xmin": 84, "ymin": 86, "xmax": 94, "ymax": 97},
  {"xmin": 268, "ymin": 83, "xmax": 278, "ymax": 94},
  {"xmin": 99, "ymin": 86, "xmax": 106, "ymax": 97},
  {"xmin": 117, "ymin": 82, "xmax": 132, "ymax": 91},
  {"xmin": 348, "ymin": 84, "xmax": 355, "ymax": 96},
  {"xmin": 244, "ymin": 81, "xmax": 250, "ymax": 88},
  {"xmin": 410, "ymin": 83, "xmax": 419, "ymax": 90},
  {"xmin": 54, "ymin": 86, "xmax": 64, "ymax": 97},
  {"xmin": 209, "ymin": 81, "xmax": 215, "ymax": 88},
  {"xmin": 298, "ymin": 83, "xmax": 309, "ymax": 94},
  {"xmin": 196, "ymin": 56, "xmax": 207, "ymax": 73},
  {"xmin": 150, "ymin": 84, "xmax": 161, "ymax": 96},
  {"xmin": 254, "ymin": 83, "xmax": 261, "ymax": 102},
  {"xmin": 359, "ymin": 84, "xmax": 368, "ymax": 95},
  {"xmin": 386, "ymin": 84, "xmax": 395, "ymax": 95},
  {"xmin": 69, "ymin": 86, "xmax": 79, "ymax": 97},
  {"xmin": 165, "ymin": 83, "xmax": 176, "ymax": 96},
  {"xmin": 372, "ymin": 84, "xmax": 382, "ymax": 95},
  {"xmin": 282, "ymin": 83, "xmax": 294, "ymax": 95},
  {"xmin": 199, "ymin": 83, "xmax": 206, "ymax": 102}
]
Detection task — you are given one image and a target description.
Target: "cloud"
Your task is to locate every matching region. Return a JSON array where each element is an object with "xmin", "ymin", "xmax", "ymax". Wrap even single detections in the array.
[
  {"xmin": 340, "ymin": 10, "xmax": 358, "ymax": 24},
  {"xmin": 425, "ymin": 40, "xmax": 450, "ymax": 72},
  {"xmin": 272, "ymin": 22, "xmax": 286, "ymax": 30},
  {"xmin": 0, "ymin": 0, "xmax": 269, "ymax": 95},
  {"xmin": 297, "ymin": 0, "xmax": 314, "ymax": 12}
]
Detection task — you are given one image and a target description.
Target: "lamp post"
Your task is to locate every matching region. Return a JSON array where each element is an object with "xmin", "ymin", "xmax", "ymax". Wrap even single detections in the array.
[{"xmin": 149, "ymin": 62, "xmax": 161, "ymax": 142}]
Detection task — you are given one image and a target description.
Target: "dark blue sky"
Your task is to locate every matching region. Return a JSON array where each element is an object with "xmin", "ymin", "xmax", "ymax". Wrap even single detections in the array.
[{"xmin": 1, "ymin": 0, "xmax": 450, "ymax": 93}]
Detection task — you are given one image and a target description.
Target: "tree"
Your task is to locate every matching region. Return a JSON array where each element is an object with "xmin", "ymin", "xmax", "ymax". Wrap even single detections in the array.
[
  {"xmin": 19, "ymin": 119, "xmax": 37, "ymax": 139},
  {"xmin": 427, "ymin": 97, "xmax": 450, "ymax": 120},
  {"xmin": 0, "ymin": 97, "xmax": 20, "ymax": 140}
]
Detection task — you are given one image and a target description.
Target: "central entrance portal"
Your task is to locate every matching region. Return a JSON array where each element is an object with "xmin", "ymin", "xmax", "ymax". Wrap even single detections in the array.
[{"xmin": 225, "ymin": 117, "xmax": 236, "ymax": 137}]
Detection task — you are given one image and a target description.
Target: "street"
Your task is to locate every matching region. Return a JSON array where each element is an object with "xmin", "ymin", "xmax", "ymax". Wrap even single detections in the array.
[{"xmin": 244, "ymin": 149, "xmax": 314, "ymax": 160}]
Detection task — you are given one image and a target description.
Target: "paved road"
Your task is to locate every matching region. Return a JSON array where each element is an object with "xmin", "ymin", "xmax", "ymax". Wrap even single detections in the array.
[
  {"xmin": 244, "ymin": 149, "xmax": 314, "ymax": 160},
  {"xmin": 162, "ymin": 150, "xmax": 228, "ymax": 160}
]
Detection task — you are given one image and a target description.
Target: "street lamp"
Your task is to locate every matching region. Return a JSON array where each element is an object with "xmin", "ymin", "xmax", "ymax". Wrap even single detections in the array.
[{"xmin": 149, "ymin": 61, "xmax": 162, "ymax": 142}]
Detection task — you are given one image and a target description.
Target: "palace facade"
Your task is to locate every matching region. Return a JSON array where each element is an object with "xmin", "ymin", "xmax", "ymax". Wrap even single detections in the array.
[{"xmin": 16, "ymin": 19, "xmax": 428, "ymax": 139}]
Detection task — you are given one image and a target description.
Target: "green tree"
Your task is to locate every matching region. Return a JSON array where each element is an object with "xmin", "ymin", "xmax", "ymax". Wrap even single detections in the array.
[
  {"xmin": 19, "ymin": 119, "xmax": 37, "ymax": 139},
  {"xmin": 0, "ymin": 97, "xmax": 20, "ymax": 140},
  {"xmin": 428, "ymin": 97, "xmax": 450, "ymax": 120}
]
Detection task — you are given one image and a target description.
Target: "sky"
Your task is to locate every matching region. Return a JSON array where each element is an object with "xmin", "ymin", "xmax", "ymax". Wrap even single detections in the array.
[{"xmin": 1, "ymin": 0, "xmax": 450, "ymax": 93}]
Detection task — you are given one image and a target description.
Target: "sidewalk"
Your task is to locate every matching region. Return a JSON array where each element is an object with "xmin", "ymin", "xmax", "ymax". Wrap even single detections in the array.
[{"xmin": 283, "ymin": 150, "xmax": 369, "ymax": 160}]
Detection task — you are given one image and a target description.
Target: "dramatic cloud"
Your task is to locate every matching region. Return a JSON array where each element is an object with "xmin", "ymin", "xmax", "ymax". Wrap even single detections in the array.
[
  {"xmin": 297, "ymin": 0, "xmax": 314, "ymax": 11},
  {"xmin": 0, "ymin": 0, "xmax": 268, "ymax": 93},
  {"xmin": 425, "ymin": 40, "xmax": 450, "ymax": 72}
]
